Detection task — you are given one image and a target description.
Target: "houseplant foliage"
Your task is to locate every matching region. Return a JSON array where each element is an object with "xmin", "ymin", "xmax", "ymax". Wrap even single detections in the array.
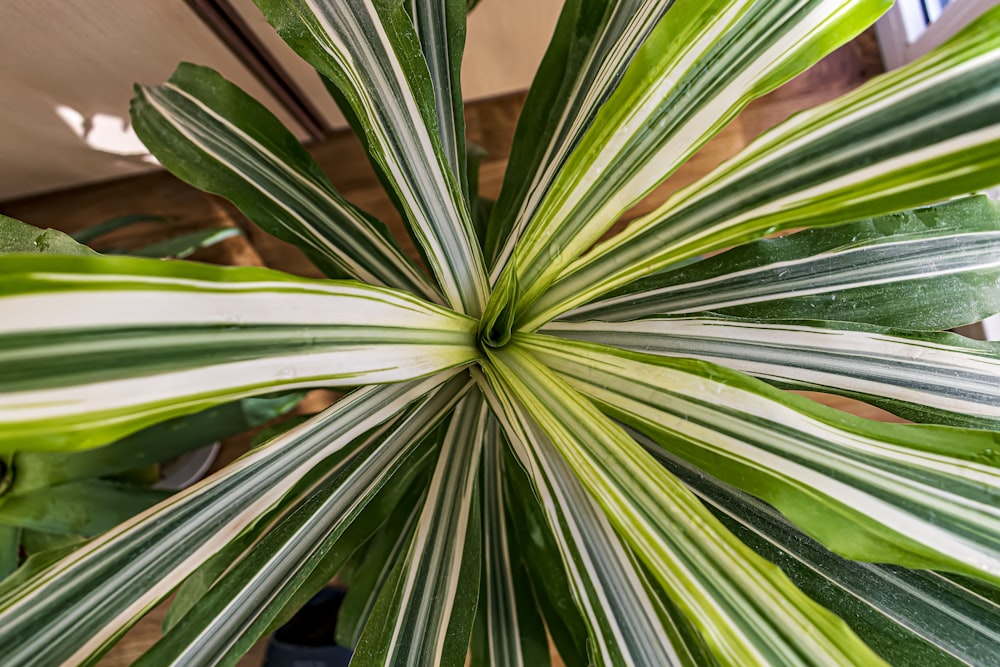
[
  {"xmin": 1, "ymin": 0, "xmax": 1000, "ymax": 664},
  {"xmin": 0, "ymin": 216, "xmax": 301, "ymax": 573}
]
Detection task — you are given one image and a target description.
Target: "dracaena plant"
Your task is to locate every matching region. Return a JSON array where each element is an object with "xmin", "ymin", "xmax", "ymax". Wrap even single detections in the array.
[
  {"xmin": 1, "ymin": 0, "xmax": 1000, "ymax": 665},
  {"xmin": 0, "ymin": 215, "xmax": 303, "ymax": 570}
]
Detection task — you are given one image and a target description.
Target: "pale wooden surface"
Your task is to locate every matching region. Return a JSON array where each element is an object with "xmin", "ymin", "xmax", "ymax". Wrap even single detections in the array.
[{"xmin": 0, "ymin": 29, "xmax": 884, "ymax": 667}]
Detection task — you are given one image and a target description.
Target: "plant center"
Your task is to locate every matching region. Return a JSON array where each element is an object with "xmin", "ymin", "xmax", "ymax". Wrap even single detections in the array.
[{"xmin": 478, "ymin": 267, "xmax": 519, "ymax": 350}]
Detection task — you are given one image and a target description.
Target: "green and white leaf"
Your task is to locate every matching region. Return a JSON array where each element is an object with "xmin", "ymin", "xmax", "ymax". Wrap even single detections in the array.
[
  {"xmin": 525, "ymin": 333, "xmax": 1000, "ymax": 584},
  {"xmin": 254, "ymin": 0, "xmax": 488, "ymax": 314},
  {"xmin": 569, "ymin": 195, "xmax": 1000, "ymax": 329},
  {"xmin": 524, "ymin": 7, "xmax": 1000, "ymax": 329},
  {"xmin": 10, "ymin": 394, "xmax": 301, "ymax": 496},
  {"xmin": 7, "ymin": 0, "xmax": 1000, "ymax": 663},
  {"xmin": 479, "ymin": 354, "xmax": 881, "ymax": 666},
  {"xmin": 352, "ymin": 391, "xmax": 486, "ymax": 667},
  {"xmin": 487, "ymin": 0, "xmax": 676, "ymax": 266},
  {"xmin": 0, "ymin": 255, "xmax": 477, "ymax": 452},
  {"xmin": 470, "ymin": 417, "xmax": 551, "ymax": 667},
  {"xmin": 0, "ymin": 377, "xmax": 450, "ymax": 665},
  {"xmin": 159, "ymin": 409, "xmax": 434, "ymax": 636},
  {"xmin": 479, "ymin": 374, "xmax": 708, "ymax": 666},
  {"xmin": 336, "ymin": 497, "xmax": 422, "ymax": 648},
  {"xmin": 138, "ymin": 377, "xmax": 470, "ymax": 665},
  {"xmin": 497, "ymin": 0, "xmax": 890, "ymax": 321},
  {"xmin": 548, "ymin": 317, "xmax": 1000, "ymax": 429},
  {"xmin": 498, "ymin": 440, "xmax": 591, "ymax": 667},
  {"xmin": 644, "ymin": 433, "xmax": 1000, "ymax": 667},
  {"xmin": 162, "ymin": 424, "xmax": 357, "ymax": 635},
  {"xmin": 625, "ymin": 548, "xmax": 720, "ymax": 667},
  {"xmin": 407, "ymin": 0, "xmax": 468, "ymax": 198},
  {"xmin": 132, "ymin": 63, "xmax": 438, "ymax": 300}
]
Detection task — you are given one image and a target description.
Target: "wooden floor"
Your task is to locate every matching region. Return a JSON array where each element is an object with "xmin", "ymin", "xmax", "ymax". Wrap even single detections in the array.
[{"xmin": 0, "ymin": 30, "xmax": 886, "ymax": 667}]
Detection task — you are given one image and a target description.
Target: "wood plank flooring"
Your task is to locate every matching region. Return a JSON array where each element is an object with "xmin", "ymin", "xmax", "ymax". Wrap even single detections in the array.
[{"xmin": 0, "ymin": 29, "xmax": 885, "ymax": 667}]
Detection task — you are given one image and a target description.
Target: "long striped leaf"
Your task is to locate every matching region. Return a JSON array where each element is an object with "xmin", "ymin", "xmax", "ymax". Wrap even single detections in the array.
[
  {"xmin": 10, "ymin": 393, "xmax": 301, "ymax": 494},
  {"xmin": 352, "ymin": 391, "xmax": 486, "ymax": 667},
  {"xmin": 470, "ymin": 416, "xmax": 551, "ymax": 667},
  {"xmin": 0, "ymin": 255, "xmax": 477, "ymax": 452},
  {"xmin": 336, "ymin": 494, "xmax": 422, "ymax": 648},
  {"xmin": 0, "ymin": 376, "xmax": 451, "ymax": 665},
  {"xmin": 158, "ymin": 391, "xmax": 441, "ymax": 638},
  {"xmin": 254, "ymin": 0, "xmax": 488, "ymax": 315},
  {"xmin": 547, "ymin": 317, "xmax": 1000, "ymax": 429},
  {"xmin": 568, "ymin": 195, "xmax": 1000, "ymax": 329},
  {"xmin": 486, "ymin": 0, "xmax": 675, "ymax": 266},
  {"xmin": 496, "ymin": 0, "xmax": 889, "ymax": 322},
  {"xmin": 137, "ymin": 376, "xmax": 470, "ymax": 665},
  {"xmin": 522, "ymin": 7, "xmax": 1000, "ymax": 330},
  {"xmin": 524, "ymin": 333, "xmax": 1000, "ymax": 584},
  {"xmin": 407, "ymin": 0, "xmax": 468, "ymax": 201},
  {"xmin": 162, "ymin": 407, "xmax": 361, "ymax": 634},
  {"xmin": 498, "ymin": 440, "xmax": 590, "ymax": 667},
  {"xmin": 625, "ymin": 548, "xmax": 721, "ymax": 667},
  {"xmin": 131, "ymin": 63, "xmax": 438, "ymax": 300},
  {"xmin": 312, "ymin": 4, "xmax": 469, "ymax": 239},
  {"xmin": 479, "ymin": 375, "xmax": 709, "ymax": 666},
  {"xmin": 644, "ymin": 433, "xmax": 1000, "ymax": 667},
  {"xmin": 211, "ymin": 408, "xmax": 436, "ymax": 643},
  {"xmin": 479, "ymin": 353, "xmax": 882, "ymax": 666}
]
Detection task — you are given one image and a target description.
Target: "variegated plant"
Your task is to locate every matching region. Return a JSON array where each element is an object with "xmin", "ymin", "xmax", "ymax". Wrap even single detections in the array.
[{"xmin": 1, "ymin": 0, "xmax": 1000, "ymax": 665}]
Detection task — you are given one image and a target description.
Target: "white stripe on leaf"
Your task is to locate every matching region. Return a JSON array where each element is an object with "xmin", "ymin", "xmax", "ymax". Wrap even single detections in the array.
[
  {"xmin": 256, "ymin": 0, "xmax": 488, "ymax": 314},
  {"xmin": 354, "ymin": 391, "xmax": 486, "ymax": 667},
  {"xmin": 497, "ymin": 0, "xmax": 888, "ymax": 323},
  {"xmin": 477, "ymin": 373, "xmax": 688, "ymax": 666},
  {"xmin": 138, "ymin": 377, "xmax": 471, "ymax": 665},
  {"xmin": 489, "ymin": 0, "xmax": 677, "ymax": 271},
  {"xmin": 0, "ymin": 256, "xmax": 477, "ymax": 451},
  {"xmin": 133, "ymin": 69, "xmax": 438, "ymax": 301},
  {"xmin": 566, "ymin": 199, "xmax": 1000, "ymax": 325},
  {"xmin": 521, "ymin": 7, "xmax": 1000, "ymax": 329},
  {"xmin": 524, "ymin": 334, "xmax": 1000, "ymax": 585},
  {"xmin": 0, "ymin": 378, "xmax": 450, "ymax": 666},
  {"xmin": 478, "ymin": 355, "xmax": 879, "ymax": 666},
  {"xmin": 546, "ymin": 318, "xmax": 1000, "ymax": 426},
  {"xmin": 646, "ymin": 436, "xmax": 1000, "ymax": 666}
]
